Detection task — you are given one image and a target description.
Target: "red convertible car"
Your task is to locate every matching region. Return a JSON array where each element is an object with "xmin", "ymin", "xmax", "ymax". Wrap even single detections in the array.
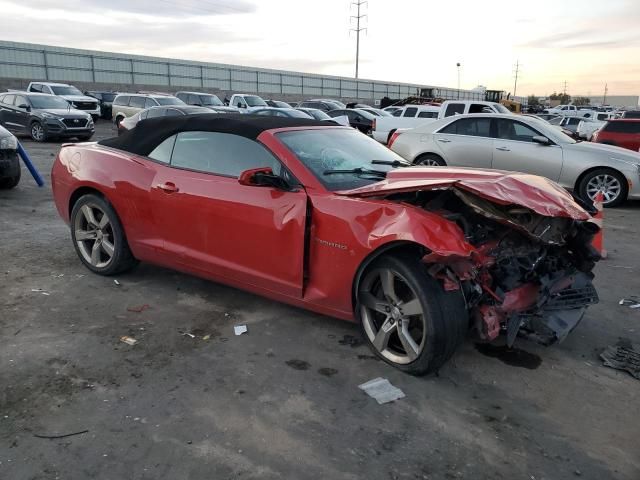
[{"xmin": 51, "ymin": 114, "xmax": 600, "ymax": 374}]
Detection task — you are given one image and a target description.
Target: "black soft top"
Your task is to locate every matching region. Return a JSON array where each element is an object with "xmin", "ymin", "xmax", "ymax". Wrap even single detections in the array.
[{"xmin": 99, "ymin": 113, "xmax": 334, "ymax": 156}]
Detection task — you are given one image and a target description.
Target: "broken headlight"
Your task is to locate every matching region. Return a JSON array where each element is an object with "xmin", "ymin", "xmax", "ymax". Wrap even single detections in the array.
[{"xmin": 0, "ymin": 134, "xmax": 17, "ymax": 150}]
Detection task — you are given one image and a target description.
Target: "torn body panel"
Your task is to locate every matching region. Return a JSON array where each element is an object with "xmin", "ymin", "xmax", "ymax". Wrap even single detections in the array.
[{"xmin": 341, "ymin": 170, "xmax": 600, "ymax": 347}]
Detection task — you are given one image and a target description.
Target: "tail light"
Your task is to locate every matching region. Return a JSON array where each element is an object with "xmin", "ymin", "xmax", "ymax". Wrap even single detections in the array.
[
  {"xmin": 372, "ymin": 118, "xmax": 376, "ymax": 131},
  {"xmin": 387, "ymin": 131, "xmax": 402, "ymax": 149}
]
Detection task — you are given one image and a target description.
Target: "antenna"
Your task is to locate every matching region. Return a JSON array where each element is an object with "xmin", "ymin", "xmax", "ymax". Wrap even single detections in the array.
[{"xmin": 350, "ymin": 1, "xmax": 367, "ymax": 79}]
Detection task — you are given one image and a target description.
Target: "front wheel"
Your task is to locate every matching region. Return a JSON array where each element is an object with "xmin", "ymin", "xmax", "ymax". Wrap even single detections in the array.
[
  {"xmin": 578, "ymin": 168, "xmax": 628, "ymax": 207},
  {"xmin": 70, "ymin": 193, "xmax": 138, "ymax": 275},
  {"xmin": 30, "ymin": 121, "xmax": 46, "ymax": 142},
  {"xmin": 357, "ymin": 254, "xmax": 468, "ymax": 375}
]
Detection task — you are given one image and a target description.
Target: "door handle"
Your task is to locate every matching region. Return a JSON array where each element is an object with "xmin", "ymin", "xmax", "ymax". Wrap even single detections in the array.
[
  {"xmin": 156, "ymin": 182, "xmax": 179, "ymax": 193},
  {"xmin": 437, "ymin": 138, "xmax": 452, "ymax": 143},
  {"xmin": 496, "ymin": 146, "xmax": 510, "ymax": 151}
]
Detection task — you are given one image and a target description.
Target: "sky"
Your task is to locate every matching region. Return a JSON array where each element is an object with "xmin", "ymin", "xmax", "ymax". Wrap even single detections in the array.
[{"xmin": 0, "ymin": 0, "xmax": 638, "ymax": 97}]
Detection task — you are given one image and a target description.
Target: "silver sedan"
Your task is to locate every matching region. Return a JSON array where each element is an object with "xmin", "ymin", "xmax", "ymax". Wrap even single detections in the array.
[{"xmin": 390, "ymin": 113, "xmax": 640, "ymax": 206}]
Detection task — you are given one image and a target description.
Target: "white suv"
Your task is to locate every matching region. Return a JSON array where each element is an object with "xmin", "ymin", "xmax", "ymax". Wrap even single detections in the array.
[
  {"xmin": 112, "ymin": 93, "xmax": 185, "ymax": 124},
  {"xmin": 27, "ymin": 82, "xmax": 100, "ymax": 120}
]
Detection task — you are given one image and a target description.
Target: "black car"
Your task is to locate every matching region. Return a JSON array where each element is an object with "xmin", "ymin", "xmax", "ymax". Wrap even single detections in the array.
[
  {"xmin": 622, "ymin": 110, "xmax": 640, "ymax": 119},
  {"xmin": 297, "ymin": 99, "xmax": 344, "ymax": 112},
  {"xmin": 85, "ymin": 91, "xmax": 118, "ymax": 120},
  {"xmin": 0, "ymin": 124, "xmax": 20, "ymax": 189},
  {"xmin": 0, "ymin": 92, "xmax": 94, "ymax": 142},
  {"xmin": 327, "ymin": 108, "xmax": 375, "ymax": 134}
]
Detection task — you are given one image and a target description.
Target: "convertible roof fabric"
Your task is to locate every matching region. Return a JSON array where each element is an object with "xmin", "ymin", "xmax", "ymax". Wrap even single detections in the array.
[{"xmin": 98, "ymin": 113, "xmax": 333, "ymax": 156}]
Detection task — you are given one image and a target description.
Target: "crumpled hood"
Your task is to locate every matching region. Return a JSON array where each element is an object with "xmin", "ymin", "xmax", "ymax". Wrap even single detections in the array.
[{"xmin": 335, "ymin": 166, "xmax": 590, "ymax": 220}]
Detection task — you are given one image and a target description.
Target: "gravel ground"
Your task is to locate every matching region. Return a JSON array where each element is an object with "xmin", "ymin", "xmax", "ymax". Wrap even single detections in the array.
[{"xmin": 1, "ymin": 121, "xmax": 639, "ymax": 480}]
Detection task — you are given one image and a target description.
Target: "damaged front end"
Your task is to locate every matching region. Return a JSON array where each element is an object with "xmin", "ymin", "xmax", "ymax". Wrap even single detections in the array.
[{"xmin": 402, "ymin": 187, "xmax": 600, "ymax": 347}]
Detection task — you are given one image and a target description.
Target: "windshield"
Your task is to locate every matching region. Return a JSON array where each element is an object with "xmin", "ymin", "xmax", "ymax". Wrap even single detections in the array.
[
  {"xmin": 30, "ymin": 96, "xmax": 72, "ymax": 109},
  {"xmin": 245, "ymin": 96, "xmax": 268, "ymax": 107},
  {"xmin": 51, "ymin": 86, "xmax": 83, "ymax": 96},
  {"xmin": 200, "ymin": 95, "xmax": 223, "ymax": 106},
  {"xmin": 102, "ymin": 93, "xmax": 117, "ymax": 102},
  {"xmin": 155, "ymin": 97, "xmax": 184, "ymax": 106},
  {"xmin": 304, "ymin": 109, "xmax": 331, "ymax": 120},
  {"xmin": 278, "ymin": 128, "xmax": 407, "ymax": 190},
  {"xmin": 494, "ymin": 104, "xmax": 511, "ymax": 114},
  {"xmin": 547, "ymin": 116, "xmax": 563, "ymax": 125}
]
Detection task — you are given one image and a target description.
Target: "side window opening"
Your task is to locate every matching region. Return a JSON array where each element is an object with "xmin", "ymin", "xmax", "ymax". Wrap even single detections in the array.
[{"xmin": 444, "ymin": 103, "xmax": 465, "ymax": 117}]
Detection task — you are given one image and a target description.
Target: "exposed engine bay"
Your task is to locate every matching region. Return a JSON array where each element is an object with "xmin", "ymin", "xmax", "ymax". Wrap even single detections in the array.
[{"xmin": 391, "ymin": 188, "xmax": 601, "ymax": 347}]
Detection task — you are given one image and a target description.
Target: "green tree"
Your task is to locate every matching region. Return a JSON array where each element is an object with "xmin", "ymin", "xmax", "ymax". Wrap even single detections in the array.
[
  {"xmin": 527, "ymin": 95, "xmax": 540, "ymax": 106},
  {"xmin": 550, "ymin": 92, "xmax": 571, "ymax": 104},
  {"xmin": 573, "ymin": 96, "xmax": 591, "ymax": 106}
]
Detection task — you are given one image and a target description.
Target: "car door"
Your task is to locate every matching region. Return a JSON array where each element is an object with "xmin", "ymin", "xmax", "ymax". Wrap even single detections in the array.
[
  {"xmin": 149, "ymin": 131, "xmax": 308, "ymax": 297},
  {"xmin": 431, "ymin": 117, "xmax": 493, "ymax": 168},
  {"xmin": 492, "ymin": 118, "xmax": 564, "ymax": 181},
  {"xmin": 12, "ymin": 95, "xmax": 32, "ymax": 132},
  {"xmin": 0, "ymin": 94, "xmax": 18, "ymax": 131}
]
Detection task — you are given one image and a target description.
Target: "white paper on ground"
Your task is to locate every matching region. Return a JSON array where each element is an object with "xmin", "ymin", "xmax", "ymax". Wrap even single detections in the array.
[
  {"xmin": 234, "ymin": 325, "xmax": 248, "ymax": 336},
  {"xmin": 358, "ymin": 377, "xmax": 405, "ymax": 404}
]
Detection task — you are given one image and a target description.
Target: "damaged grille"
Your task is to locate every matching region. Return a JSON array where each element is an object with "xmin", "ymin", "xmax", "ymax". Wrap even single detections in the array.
[{"xmin": 545, "ymin": 284, "xmax": 599, "ymax": 310}]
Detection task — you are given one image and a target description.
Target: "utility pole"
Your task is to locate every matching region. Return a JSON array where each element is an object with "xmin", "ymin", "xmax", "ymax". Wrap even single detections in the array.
[
  {"xmin": 350, "ymin": 1, "xmax": 367, "ymax": 79},
  {"xmin": 603, "ymin": 82, "xmax": 608, "ymax": 106},
  {"xmin": 456, "ymin": 62, "xmax": 461, "ymax": 99},
  {"xmin": 513, "ymin": 60, "xmax": 520, "ymax": 97},
  {"xmin": 563, "ymin": 80, "xmax": 568, "ymax": 96}
]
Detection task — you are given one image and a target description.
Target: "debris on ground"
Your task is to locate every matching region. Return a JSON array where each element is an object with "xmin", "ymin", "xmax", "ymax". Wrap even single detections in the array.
[
  {"xmin": 619, "ymin": 298, "xmax": 640, "ymax": 308},
  {"xmin": 34, "ymin": 429, "xmax": 89, "ymax": 440},
  {"xmin": 202, "ymin": 334, "xmax": 211, "ymax": 340},
  {"xmin": 358, "ymin": 377, "xmax": 406, "ymax": 404},
  {"xmin": 127, "ymin": 304, "xmax": 150, "ymax": 313},
  {"xmin": 113, "ymin": 279, "xmax": 121, "ymax": 286},
  {"xmin": 600, "ymin": 341, "xmax": 640, "ymax": 380},
  {"xmin": 120, "ymin": 336, "xmax": 138, "ymax": 346},
  {"xmin": 31, "ymin": 288, "xmax": 50, "ymax": 296},
  {"xmin": 180, "ymin": 332, "xmax": 195, "ymax": 338},
  {"xmin": 234, "ymin": 325, "xmax": 248, "ymax": 336}
]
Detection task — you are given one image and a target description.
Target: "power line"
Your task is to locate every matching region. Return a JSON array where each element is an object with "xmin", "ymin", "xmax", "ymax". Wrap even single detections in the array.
[
  {"xmin": 513, "ymin": 60, "xmax": 521, "ymax": 97},
  {"xmin": 350, "ymin": 1, "xmax": 367, "ymax": 79},
  {"xmin": 153, "ymin": 0, "xmax": 253, "ymax": 17}
]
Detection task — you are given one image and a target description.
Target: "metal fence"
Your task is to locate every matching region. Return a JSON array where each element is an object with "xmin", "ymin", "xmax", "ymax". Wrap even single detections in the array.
[{"xmin": 0, "ymin": 40, "xmax": 490, "ymax": 102}]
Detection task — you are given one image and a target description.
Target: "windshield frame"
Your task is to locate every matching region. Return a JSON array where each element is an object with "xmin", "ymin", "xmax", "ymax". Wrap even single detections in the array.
[{"xmin": 275, "ymin": 127, "xmax": 408, "ymax": 191}]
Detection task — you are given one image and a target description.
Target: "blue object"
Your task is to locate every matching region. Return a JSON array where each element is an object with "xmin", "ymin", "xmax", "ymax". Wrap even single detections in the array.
[{"xmin": 17, "ymin": 142, "xmax": 44, "ymax": 187}]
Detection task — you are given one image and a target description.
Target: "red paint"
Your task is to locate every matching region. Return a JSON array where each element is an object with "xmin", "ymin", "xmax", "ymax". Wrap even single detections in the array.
[
  {"xmin": 51, "ymin": 126, "xmax": 591, "ymax": 324},
  {"xmin": 594, "ymin": 119, "xmax": 640, "ymax": 152}
]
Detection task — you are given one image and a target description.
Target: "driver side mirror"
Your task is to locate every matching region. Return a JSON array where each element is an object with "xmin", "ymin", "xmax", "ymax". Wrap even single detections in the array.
[
  {"xmin": 238, "ymin": 167, "xmax": 294, "ymax": 191},
  {"xmin": 18, "ymin": 104, "xmax": 31, "ymax": 112},
  {"xmin": 532, "ymin": 135, "xmax": 551, "ymax": 145}
]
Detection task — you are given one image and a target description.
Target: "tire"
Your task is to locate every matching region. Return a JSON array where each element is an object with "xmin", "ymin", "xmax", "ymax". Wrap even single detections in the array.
[
  {"xmin": 415, "ymin": 153, "xmax": 446, "ymax": 166},
  {"xmin": 578, "ymin": 168, "xmax": 628, "ymax": 208},
  {"xmin": 356, "ymin": 253, "xmax": 468, "ymax": 375},
  {"xmin": 30, "ymin": 121, "xmax": 46, "ymax": 142},
  {"xmin": 0, "ymin": 156, "xmax": 21, "ymax": 189},
  {"xmin": 70, "ymin": 193, "xmax": 138, "ymax": 275},
  {"xmin": 115, "ymin": 116, "xmax": 124, "ymax": 127}
]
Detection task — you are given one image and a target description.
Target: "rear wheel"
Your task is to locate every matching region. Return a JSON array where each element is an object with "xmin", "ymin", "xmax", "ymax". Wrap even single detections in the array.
[
  {"xmin": 578, "ymin": 168, "xmax": 627, "ymax": 207},
  {"xmin": 357, "ymin": 254, "xmax": 468, "ymax": 375},
  {"xmin": 415, "ymin": 153, "xmax": 446, "ymax": 166},
  {"xmin": 70, "ymin": 194, "xmax": 138, "ymax": 275}
]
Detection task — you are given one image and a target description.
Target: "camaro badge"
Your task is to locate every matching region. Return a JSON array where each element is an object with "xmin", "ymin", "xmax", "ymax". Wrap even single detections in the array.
[{"xmin": 314, "ymin": 238, "xmax": 348, "ymax": 250}]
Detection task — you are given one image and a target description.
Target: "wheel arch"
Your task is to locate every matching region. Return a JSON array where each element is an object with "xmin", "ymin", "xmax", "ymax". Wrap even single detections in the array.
[
  {"xmin": 68, "ymin": 185, "xmax": 108, "ymax": 218},
  {"xmin": 573, "ymin": 165, "xmax": 627, "ymax": 193},
  {"xmin": 351, "ymin": 240, "xmax": 429, "ymax": 311},
  {"xmin": 413, "ymin": 151, "xmax": 446, "ymax": 165}
]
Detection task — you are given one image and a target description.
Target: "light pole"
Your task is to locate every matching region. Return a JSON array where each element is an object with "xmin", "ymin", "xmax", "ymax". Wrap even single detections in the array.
[{"xmin": 456, "ymin": 62, "xmax": 461, "ymax": 99}]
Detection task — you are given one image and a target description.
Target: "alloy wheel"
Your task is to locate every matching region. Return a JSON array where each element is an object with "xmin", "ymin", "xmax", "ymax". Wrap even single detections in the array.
[
  {"xmin": 31, "ymin": 123, "xmax": 44, "ymax": 141},
  {"xmin": 359, "ymin": 268, "xmax": 426, "ymax": 364},
  {"xmin": 419, "ymin": 158, "xmax": 442, "ymax": 166},
  {"xmin": 73, "ymin": 204, "xmax": 115, "ymax": 268},
  {"xmin": 585, "ymin": 173, "xmax": 621, "ymax": 204}
]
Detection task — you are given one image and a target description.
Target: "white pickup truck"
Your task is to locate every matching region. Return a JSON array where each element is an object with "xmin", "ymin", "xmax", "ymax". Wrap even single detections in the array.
[
  {"xmin": 544, "ymin": 104, "xmax": 598, "ymax": 118},
  {"xmin": 373, "ymin": 100, "xmax": 509, "ymax": 144},
  {"xmin": 577, "ymin": 112, "xmax": 617, "ymax": 140},
  {"xmin": 228, "ymin": 93, "xmax": 269, "ymax": 112}
]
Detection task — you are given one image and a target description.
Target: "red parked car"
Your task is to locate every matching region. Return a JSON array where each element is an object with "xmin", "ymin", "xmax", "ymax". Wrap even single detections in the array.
[
  {"xmin": 51, "ymin": 114, "xmax": 600, "ymax": 374},
  {"xmin": 593, "ymin": 119, "xmax": 640, "ymax": 152}
]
